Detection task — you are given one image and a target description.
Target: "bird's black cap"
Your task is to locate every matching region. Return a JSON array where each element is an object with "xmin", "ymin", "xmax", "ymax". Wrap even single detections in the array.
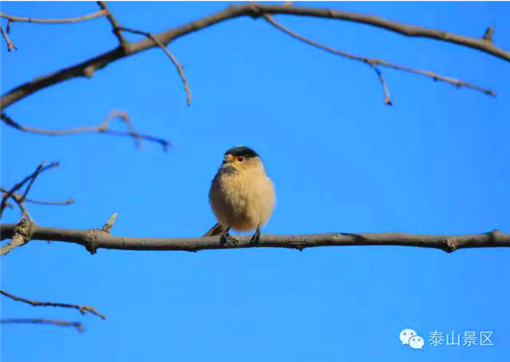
[{"xmin": 224, "ymin": 145, "xmax": 259, "ymax": 159}]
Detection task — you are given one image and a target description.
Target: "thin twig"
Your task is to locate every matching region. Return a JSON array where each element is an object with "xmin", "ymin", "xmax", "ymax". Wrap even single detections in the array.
[
  {"xmin": 26, "ymin": 198, "xmax": 74, "ymax": 206},
  {"xmin": 0, "ymin": 10, "xmax": 106, "ymax": 24},
  {"xmin": 0, "ymin": 24, "xmax": 17, "ymax": 51},
  {"xmin": 19, "ymin": 165, "xmax": 46, "ymax": 203},
  {"xmin": 0, "ymin": 161, "xmax": 59, "ymax": 219},
  {"xmin": 1, "ymin": 188, "xmax": 74, "ymax": 207},
  {"xmin": 0, "ymin": 188, "xmax": 33, "ymax": 221},
  {"xmin": 0, "ymin": 290, "xmax": 106, "ymax": 320},
  {"xmin": 96, "ymin": 1, "xmax": 126, "ymax": 46},
  {"xmin": 370, "ymin": 64, "xmax": 392, "ymax": 105},
  {"xmin": 1, "ymin": 318, "xmax": 84, "ymax": 332},
  {"xmin": 263, "ymin": 15, "xmax": 496, "ymax": 101},
  {"xmin": 0, "ymin": 223, "xmax": 508, "ymax": 254},
  {"xmin": 1, "ymin": 112, "xmax": 170, "ymax": 151},
  {"xmin": 119, "ymin": 26, "xmax": 192, "ymax": 106}
]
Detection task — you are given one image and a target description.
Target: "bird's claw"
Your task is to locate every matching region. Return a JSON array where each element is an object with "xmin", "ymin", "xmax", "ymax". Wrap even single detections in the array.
[
  {"xmin": 220, "ymin": 233, "xmax": 239, "ymax": 247},
  {"xmin": 250, "ymin": 228, "xmax": 261, "ymax": 246}
]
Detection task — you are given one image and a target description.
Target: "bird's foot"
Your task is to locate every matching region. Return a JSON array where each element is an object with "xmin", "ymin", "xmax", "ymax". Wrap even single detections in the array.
[
  {"xmin": 220, "ymin": 232, "xmax": 239, "ymax": 247},
  {"xmin": 249, "ymin": 227, "xmax": 261, "ymax": 246}
]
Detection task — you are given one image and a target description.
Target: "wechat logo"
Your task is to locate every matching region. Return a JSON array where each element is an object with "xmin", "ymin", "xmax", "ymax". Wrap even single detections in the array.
[{"xmin": 400, "ymin": 329, "xmax": 424, "ymax": 350}]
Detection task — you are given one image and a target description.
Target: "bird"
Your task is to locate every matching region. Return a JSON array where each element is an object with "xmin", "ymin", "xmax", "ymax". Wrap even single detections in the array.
[{"xmin": 204, "ymin": 146, "xmax": 275, "ymax": 246}]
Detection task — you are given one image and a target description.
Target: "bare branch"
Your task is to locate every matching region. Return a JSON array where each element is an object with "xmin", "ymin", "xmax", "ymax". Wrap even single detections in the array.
[
  {"xmin": 2, "ymin": 3, "xmax": 506, "ymax": 110},
  {"xmin": 1, "ymin": 188, "xmax": 73, "ymax": 208},
  {"xmin": 0, "ymin": 8, "xmax": 105, "ymax": 51},
  {"xmin": 250, "ymin": 4, "xmax": 510, "ymax": 61},
  {"xmin": 263, "ymin": 15, "xmax": 496, "ymax": 99},
  {"xmin": 0, "ymin": 217, "xmax": 34, "ymax": 257},
  {"xmin": 0, "ymin": 188, "xmax": 33, "ymax": 221},
  {"xmin": 19, "ymin": 166, "xmax": 45, "ymax": 204},
  {"xmin": 25, "ymin": 198, "xmax": 75, "ymax": 206},
  {"xmin": 96, "ymin": 1, "xmax": 126, "ymax": 46},
  {"xmin": 1, "ymin": 318, "xmax": 84, "ymax": 332},
  {"xmin": 0, "ymin": 222, "xmax": 508, "ymax": 254},
  {"xmin": 1, "ymin": 112, "xmax": 170, "ymax": 151},
  {"xmin": 0, "ymin": 10, "xmax": 106, "ymax": 24},
  {"xmin": 370, "ymin": 65, "xmax": 392, "ymax": 105},
  {"xmin": 0, "ymin": 290, "xmax": 106, "ymax": 320},
  {"xmin": 0, "ymin": 24, "xmax": 17, "ymax": 51},
  {"xmin": 119, "ymin": 26, "xmax": 192, "ymax": 106},
  {"xmin": 0, "ymin": 161, "xmax": 59, "ymax": 219}
]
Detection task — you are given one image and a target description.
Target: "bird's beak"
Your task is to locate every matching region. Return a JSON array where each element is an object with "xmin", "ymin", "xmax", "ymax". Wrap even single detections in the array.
[{"xmin": 223, "ymin": 154, "xmax": 235, "ymax": 164}]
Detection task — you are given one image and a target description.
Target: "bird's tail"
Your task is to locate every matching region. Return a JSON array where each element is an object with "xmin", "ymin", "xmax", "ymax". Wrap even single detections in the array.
[{"xmin": 203, "ymin": 223, "xmax": 226, "ymax": 237}]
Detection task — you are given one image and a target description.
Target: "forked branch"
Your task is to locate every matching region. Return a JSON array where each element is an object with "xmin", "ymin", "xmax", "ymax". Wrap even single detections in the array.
[
  {"xmin": 0, "ymin": 112, "xmax": 170, "ymax": 151},
  {"xmin": 263, "ymin": 14, "xmax": 496, "ymax": 103},
  {"xmin": 2, "ymin": 3, "xmax": 507, "ymax": 110},
  {"xmin": 118, "ymin": 26, "xmax": 192, "ymax": 106},
  {"xmin": 0, "ymin": 24, "xmax": 16, "ymax": 51},
  {"xmin": 0, "ymin": 161, "xmax": 59, "ymax": 219},
  {"xmin": 0, "ymin": 290, "xmax": 105, "ymax": 320}
]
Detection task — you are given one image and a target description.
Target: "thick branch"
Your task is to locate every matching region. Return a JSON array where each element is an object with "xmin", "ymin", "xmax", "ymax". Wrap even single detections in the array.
[
  {"xmin": 0, "ymin": 223, "xmax": 507, "ymax": 254},
  {"xmin": 1, "ymin": 112, "xmax": 170, "ymax": 151},
  {"xmin": 0, "ymin": 290, "xmax": 105, "ymax": 320},
  {"xmin": 2, "ymin": 3, "xmax": 507, "ymax": 110},
  {"xmin": 0, "ymin": 218, "xmax": 34, "ymax": 257},
  {"xmin": 0, "ymin": 318, "xmax": 84, "ymax": 332}
]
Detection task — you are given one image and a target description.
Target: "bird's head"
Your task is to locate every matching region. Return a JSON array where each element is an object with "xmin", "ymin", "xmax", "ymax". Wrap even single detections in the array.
[{"xmin": 221, "ymin": 146, "xmax": 263, "ymax": 173}]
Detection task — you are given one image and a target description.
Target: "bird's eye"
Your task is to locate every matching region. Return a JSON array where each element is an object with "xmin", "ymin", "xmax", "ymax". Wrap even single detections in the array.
[{"xmin": 238, "ymin": 157, "xmax": 244, "ymax": 162}]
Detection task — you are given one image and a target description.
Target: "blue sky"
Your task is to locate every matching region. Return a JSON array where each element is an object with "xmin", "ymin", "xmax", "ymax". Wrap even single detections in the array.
[{"xmin": 1, "ymin": 2, "xmax": 509, "ymax": 362}]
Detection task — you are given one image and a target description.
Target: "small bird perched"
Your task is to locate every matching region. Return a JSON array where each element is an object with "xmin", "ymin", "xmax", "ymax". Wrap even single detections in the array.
[{"xmin": 204, "ymin": 146, "xmax": 275, "ymax": 245}]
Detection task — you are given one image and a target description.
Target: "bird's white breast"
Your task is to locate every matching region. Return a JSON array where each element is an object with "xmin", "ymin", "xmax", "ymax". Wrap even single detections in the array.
[{"xmin": 209, "ymin": 167, "xmax": 275, "ymax": 231}]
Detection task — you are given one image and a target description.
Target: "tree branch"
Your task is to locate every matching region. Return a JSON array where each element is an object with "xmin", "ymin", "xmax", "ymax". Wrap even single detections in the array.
[
  {"xmin": 23, "ymin": 197, "xmax": 74, "ymax": 206},
  {"xmin": 252, "ymin": 5, "xmax": 510, "ymax": 61},
  {"xmin": 0, "ymin": 290, "xmax": 105, "ymax": 320},
  {"xmin": 0, "ymin": 161, "xmax": 59, "ymax": 219},
  {"xmin": 0, "ymin": 218, "xmax": 34, "ymax": 257},
  {"xmin": 2, "ymin": 3, "xmax": 507, "ymax": 110},
  {"xmin": 263, "ymin": 14, "xmax": 496, "ymax": 99},
  {"xmin": 119, "ymin": 26, "xmax": 192, "ymax": 106},
  {"xmin": 0, "ymin": 222, "xmax": 507, "ymax": 254},
  {"xmin": 0, "ymin": 24, "xmax": 17, "ymax": 51},
  {"xmin": 0, "ymin": 9, "xmax": 106, "ymax": 24},
  {"xmin": 96, "ymin": 1, "xmax": 126, "ymax": 46},
  {"xmin": 0, "ymin": 318, "xmax": 84, "ymax": 332},
  {"xmin": 0, "ymin": 188, "xmax": 34, "ymax": 222},
  {"xmin": 1, "ymin": 112, "xmax": 170, "ymax": 151}
]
